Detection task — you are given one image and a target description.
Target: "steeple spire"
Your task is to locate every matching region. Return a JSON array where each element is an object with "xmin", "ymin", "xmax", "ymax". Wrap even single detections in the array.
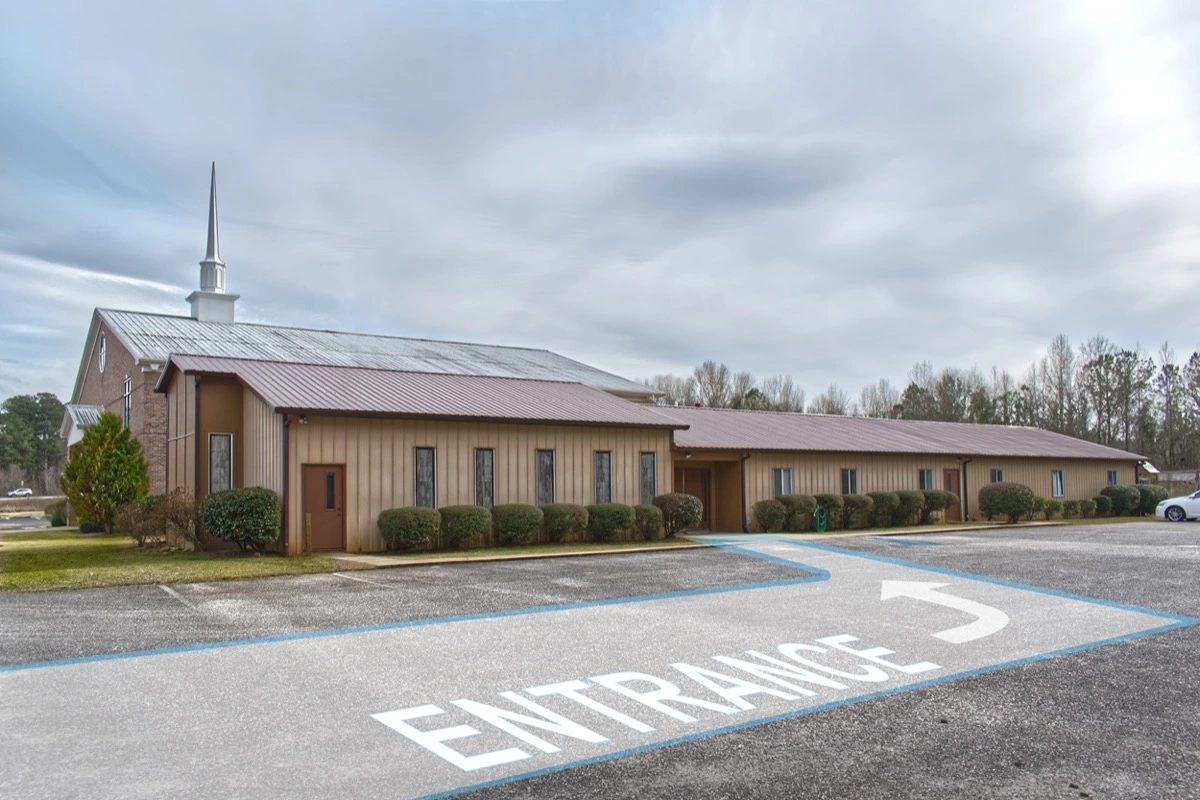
[
  {"xmin": 188, "ymin": 162, "xmax": 239, "ymax": 322},
  {"xmin": 203, "ymin": 161, "xmax": 223, "ymax": 268}
]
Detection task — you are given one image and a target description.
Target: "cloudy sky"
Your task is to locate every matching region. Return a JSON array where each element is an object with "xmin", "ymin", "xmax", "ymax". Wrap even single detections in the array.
[{"xmin": 2, "ymin": 0, "xmax": 1197, "ymax": 402}]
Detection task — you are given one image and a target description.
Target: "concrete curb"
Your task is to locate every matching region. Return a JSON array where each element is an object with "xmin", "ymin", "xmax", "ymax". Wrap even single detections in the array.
[{"xmin": 332, "ymin": 542, "xmax": 708, "ymax": 571}]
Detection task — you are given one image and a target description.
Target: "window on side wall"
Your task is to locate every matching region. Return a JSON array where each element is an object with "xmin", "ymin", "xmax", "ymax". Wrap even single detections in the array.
[
  {"xmin": 990, "ymin": 468, "xmax": 1004, "ymax": 483},
  {"xmin": 209, "ymin": 433, "xmax": 233, "ymax": 494},
  {"xmin": 841, "ymin": 468, "xmax": 859, "ymax": 495},
  {"xmin": 122, "ymin": 377, "xmax": 132, "ymax": 428},
  {"xmin": 772, "ymin": 468, "xmax": 793, "ymax": 497},
  {"xmin": 918, "ymin": 469, "xmax": 934, "ymax": 491},
  {"xmin": 475, "ymin": 448, "xmax": 495, "ymax": 509},
  {"xmin": 639, "ymin": 452, "xmax": 657, "ymax": 505},
  {"xmin": 1051, "ymin": 469, "xmax": 1065, "ymax": 498},
  {"xmin": 535, "ymin": 449, "xmax": 555, "ymax": 505},
  {"xmin": 1107, "ymin": 470, "xmax": 1118, "ymax": 487},
  {"xmin": 415, "ymin": 447, "xmax": 436, "ymax": 508},
  {"xmin": 594, "ymin": 451, "xmax": 612, "ymax": 504}
]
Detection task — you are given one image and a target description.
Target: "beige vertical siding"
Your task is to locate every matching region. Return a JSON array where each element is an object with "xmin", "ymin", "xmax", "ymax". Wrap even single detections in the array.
[
  {"xmin": 164, "ymin": 371, "xmax": 196, "ymax": 495},
  {"xmin": 242, "ymin": 391, "xmax": 283, "ymax": 494},
  {"xmin": 965, "ymin": 458, "xmax": 1136, "ymax": 517},
  {"xmin": 196, "ymin": 377, "xmax": 244, "ymax": 500},
  {"xmin": 285, "ymin": 417, "xmax": 674, "ymax": 554}
]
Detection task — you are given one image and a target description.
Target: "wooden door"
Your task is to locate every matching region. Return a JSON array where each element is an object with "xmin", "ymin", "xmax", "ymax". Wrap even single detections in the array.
[
  {"xmin": 942, "ymin": 468, "xmax": 962, "ymax": 522},
  {"xmin": 303, "ymin": 465, "xmax": 345, "ymax": 551},
  {"xmin": 675, "ymin": 467, "xmax": 712, "ymax": 530}
]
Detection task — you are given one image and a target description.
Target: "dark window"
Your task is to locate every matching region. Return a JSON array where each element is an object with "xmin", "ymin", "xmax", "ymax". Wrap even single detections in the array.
[
  {"xmin": 1107, "ymin": 470, "xmax": 1118, "ymax": 487},
  {"xmin": 122, "ymin": 377, "xmax": 132, "ymax": 429},
  {"xmin": 414, "ymin": 447, "xmax": 436, "ymax": 508},
  {"xmin": 841, "ymin": 468, "xmax": 859, "ymax": 495},
  {"xmin": 990, "ymin": 468, "xmax": 1004, "ymax": 483},
  {"xmin": 639, "ymin": 452, "xmax": 657, "ymax": 505},
  {"xmin": 772, "ymin": 468, "xmax": 793, "ymax": 497},
  {"xmin": 475, "ymin": 448, "xmax": 495, "ymax": 509},
  {"xmin": 535, "ymin": 450, "xmax": 555, "ymax": 505},
  {"xmin": 209, "ymin": 433, "xmax": 233, "ymax": 494},
  {"xmin": 594, "ymin": 451, "xmax": 612, "ymax": 504},
  {"xmin": 325, "ymin": 471, "xmax": 335, "ymax": 509},
  {"xmin": 919, "ymin": 469, "xmax": 934, "ymax": 491},
  {"xmin": 1051, "ymin": 470, "xmax": 1065, "ymax": 498}
]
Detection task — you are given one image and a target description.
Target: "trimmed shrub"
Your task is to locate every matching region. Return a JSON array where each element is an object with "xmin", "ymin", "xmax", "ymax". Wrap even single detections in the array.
[
  {"xmin": 753, "ymin": 499, "xmax": 787, "ymax": 533},
  {"xmin": 439, "ymin": 505, "xmax": 492, "ymax": 548},
  {"xmin": 198, "ymin": 487, "xmax": 281, "ymax": 552},
  {"xmin": 492, "ymin": 504, "xmax": 544, "ymax": 545},
  {"xmin": 867, "ymin": 492, "xmax": 899, "ymax": 528},
  {"xmin": 633, "ymin": 504, "xmax": 664, "ymax": 540},
  {"xmin": 586, "ymin": 503, "xmax": 635, "ymax": 543},
  {"xmin": 78, "ymin": 519, "xmax": 105, "ymax": 534},
  {"xmin": 842, "ymin": 495, "xmax": 875, "ymax": 529},
  {"xmin": 978, "ymin": 482, "xmax": 1034, "ymax": 524},
  {"xmin": 378, "ymin": 507, "xmax": 440, "ymax": 551},
  {"xmin": 541, "ymin": 503, "xmax": 587, "ymax": 543},
  {"xmin": 159, "ymin": 489, "xmax": 200, "ymax": 549},
  {"xmin": 895, "ymin": 490, "xmax": 926, "ymax": 526},
  {"xmin": 1093, "ymin": 495, "xmax": 1112, "ymax": 516},
  {"xmin": 777, "ymin": 494, "xmax": 818, "ymax": 533},
  {"xmin": 1030, "ymin": 496, "xmax": 1048, "ymax": 521},
  {"xmin": 1080, "ymin": 498, "xmax": 1097, "ymax": 518},
  {"xmin": 1135, "ymin": 484, "xmax": 1169, "ymax": 516},
  {"xmin": 920, "ymin": 490, "xmax": 959, "ymax": 524},
  {"xmin": 1063, "ymin": 499, "xmax": 1081, "ymax": 519},
  {"xmin": 46, "ymin": 499, "xmax": 69, "ymax": 528},
  {"xmin": 653, "ymin": 493, "xmax": 703, "ymax": 537},
  {"xmin": 813, "ymin": 494, "xmax": 845, "ymax": 530},
  {"xmin": 1100, "ymin": 485, "xmax": 1142, "ymax": 517},
  {"xmin": 1045, "ymin": 499, "xmax": 1062, "ymax": 520}
]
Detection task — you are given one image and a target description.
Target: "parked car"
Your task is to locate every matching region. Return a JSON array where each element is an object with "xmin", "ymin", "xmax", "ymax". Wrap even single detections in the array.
[
  {"xmin": 5, "ymin": 487, "xmax": 33, "ymax": 497},
  {"xmin": 1156, "ymin": 491, "xmax": 1200, "ymax": 522}
]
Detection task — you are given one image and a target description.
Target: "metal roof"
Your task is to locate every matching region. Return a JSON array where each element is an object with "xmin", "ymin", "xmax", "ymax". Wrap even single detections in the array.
[
  {"xmin": 98, "ymin": 309, "xmax": 656, "ymax": 398},
  {"xmin": 655, "ymin": 406, "xmax": 1145, "ymax": 460},
  {"xmin": 63, "ymin": 404, "xmax": 105, "ymax": 429},
  {"xmin": 158, "ymin": 355, "xmax": 684, "ymax": 429}
]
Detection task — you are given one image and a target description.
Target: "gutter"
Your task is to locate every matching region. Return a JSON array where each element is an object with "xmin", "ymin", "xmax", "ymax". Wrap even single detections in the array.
[
  {"xmin": 281, "ymin": 414, "xmax": 291, "ymax": 553},
  {"xmin": 740, "ymin": 452, "xmax": 750, "ymax": 533},
  {"xmin": 959, "ymin": 457, "xmax": 973, "ymax": 520}
]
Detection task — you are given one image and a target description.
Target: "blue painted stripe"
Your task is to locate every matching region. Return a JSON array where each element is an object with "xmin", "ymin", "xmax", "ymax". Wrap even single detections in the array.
[
  {"xmin": 869, "ymin": 536, "xmax": 938, "ymax": 546},
  {"xmin": 408, "ymin": 615, "xmax": 1197, "ymax": 800}
]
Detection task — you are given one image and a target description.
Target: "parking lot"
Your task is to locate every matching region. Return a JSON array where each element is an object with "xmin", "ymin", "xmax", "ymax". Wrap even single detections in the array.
[{"xmin": 2, "ymin": 522, "xmax": 1198, "ymax": 799}]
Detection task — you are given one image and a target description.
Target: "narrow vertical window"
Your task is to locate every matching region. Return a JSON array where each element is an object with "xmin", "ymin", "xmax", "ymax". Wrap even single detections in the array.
[
  {"xmin": 772, "ymin": 468, "xmax": 793, "ymax": 497},
  {"xmin": 325, "ymin": 471, "xmax": 336, "ymax": 509},
  {"xmin": 990, "ymin": 468, "xmax": 1004, "ymax": 483},
  {"xmin": 1107, "ymin": 470, "xmax": 1118, "ymax": 487},
  {"xmin": 841, "ymin": 468, "xmax": 859, "ymax": 495},
  {"xmin": 209, "ymin": 433, "xmax": 232, "ymax": 494},
  {"xmin": 919, "ymin": 469, "xmax": 934, "ymax": 491},
  {"xmin": 1051, "ymin": 470, "xmax": 1065, "ymax": 498},
  {"xmin": 639, "ymin": 452, "xmax": 657, "ymax": 505},
  {"xmin": 475, "ymin": 448, "xmax": 495, "ymax": 509},
  {"xmin": 122, "ymin": 377, "xmax": 132, "ymax": 428},
  {"xmin": 535, "ymin": 450, "xmax": 555, "ymax": 505},
  {"xmin": 414, "ymin": 447, "xmax": 436, "ymax": 508},
  {"xmin": 594, "ymin": 451, "xmax": 612, "ymax": 504}
]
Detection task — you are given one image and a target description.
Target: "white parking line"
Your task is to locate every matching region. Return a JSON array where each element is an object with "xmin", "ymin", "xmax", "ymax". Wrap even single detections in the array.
[
  {"xmin": 157, "ymin": 585, "xmax": 196, "ymax": 609},
  {"xmin": 333, "ymin": 572, "xmax": 397, "ymax": 588}
]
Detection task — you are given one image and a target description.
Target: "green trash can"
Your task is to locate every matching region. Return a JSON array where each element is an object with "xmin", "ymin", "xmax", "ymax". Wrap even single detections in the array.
[{"xmin": 812, "ymin": 506, "xmax": 827, "ymax": 533}]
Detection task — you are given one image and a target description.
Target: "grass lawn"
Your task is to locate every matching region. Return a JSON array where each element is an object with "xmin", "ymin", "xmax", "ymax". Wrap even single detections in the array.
[
  {"xmin": 386, "ymin": 538, "xmax": 701, "ymax": 561},
  {"xmin": 0, "ymin": 530, "xmax": 336, "ymax": 592}
]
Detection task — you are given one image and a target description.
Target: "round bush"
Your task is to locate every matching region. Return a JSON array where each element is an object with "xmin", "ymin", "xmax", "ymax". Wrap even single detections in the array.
[
  {"xmin": 586, "ymin": 503, "xmax": 635, "ymax": 543},
  {"xmin": 492, "ymin": 504, "xmax": 544, "ymax": 545},
  {"xmin": 46, "ymin": 499, "xmax": 69, "ymax": 527},
  {"xmin": 1063, "ymin": 499, "xmax": 1081, "ymax": 519},
  {"xmin": 377, "ymin": 507, "xmax": 440, "ymax": 551},
  {"xmin": 1080, "ymin": 498, "xmax": 1097, "ymax": 518},
  {"xmin": 813, "ymin": 494, "xmax": 845, "ymax": 530},
  {"xmin": 921, "ymin": 490, "xmax": 959, "ymax": 523},
  {"xmin": 1044, "ymin": 499, "xmax": 1062, "ymax": 520},
  {"xmin": 1100, "ymin": 485, "xmax": 1142, "ymax": 517},
  {"xmin": 842, "ymin": 494, "xmax": 875, "ymax": 529},
  {"xmin": 78, "ymin": 519, "xmax": 105, "ymax": 534},
  {"xmin": 867, "ymin": 492, "xmax": 899, "ymax": 528},
  {"xmin": 652, "ymin": 493, "xmax": 703, "ymax": 537},
  {"xmin": 633, "ymin": 504, "xmax": 664, "ymax": 540},
  {"xmin": 1030, "ymin": 496, "xmax": 1048, "ymax": 521},
  {"xmin": 439, "ymin": 505, "xmax": 492, "ymax": 548},
  {"xmin": 777, "ymin": 494, "xmax": 817, "ymax": 533},
  {"xmin": 1135, "ymin": 484, "xmax": 1168, "ymax": 515},
  {"xmin": 753, "ymin": 499, "xmax": 786, "ymax": 533},
  {"xmin": 895, "ymin": 490, "xmax": 926, "ymax": 526},
  {"xmin": 1093, "ymin": 495, "xmax": 1112, "ymax": 516},
  {"xmin": 978, "ymin": 482, "xmax": 1034, "ymax": 524},
  {"xmin": 541, "ymin": 503, "xmax": 587, "ymax": 543},
  {"xmin": 198, "ymin": 487, "xmax": 281, "ymax": 552}
]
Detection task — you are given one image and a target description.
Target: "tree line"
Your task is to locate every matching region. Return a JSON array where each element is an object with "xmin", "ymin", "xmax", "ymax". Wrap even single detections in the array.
[
  {"xmin": 0, "ymin": 393, "xmax": 66, "ymax": 494},
  {"xmin": 640, "ymin": 334, "xmax": 1200, "ymax": 470}
]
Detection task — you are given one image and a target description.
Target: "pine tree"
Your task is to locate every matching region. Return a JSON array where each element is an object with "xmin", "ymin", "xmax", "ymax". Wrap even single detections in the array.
[{"xmin": 59, "ymin": 411, "xmax": 149, "ymax": 533}]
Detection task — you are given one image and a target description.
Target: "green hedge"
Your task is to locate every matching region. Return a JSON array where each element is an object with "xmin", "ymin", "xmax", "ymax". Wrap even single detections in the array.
[
  {"xmin": 1044, "ymin": 499, "xmax": 1062, "ymax": 520},
  {"xmin": 653, "ymin": 493, "xmax": 703, "ymax": 537},
  {"xmin": 1030, "ymin": 496, "xmax": 1048, "ymax": 521},
  {"xmin": 586, "ymin": 503, "xmax": 635, "ymax": 543},
  {"xmin": 492, "ymin": 504, "xmax": 543, "ymax": 545},
  {"xmin": 1093, "ymin": 495, "xmax": 1112, "ymax": 516},
  {"xmin": 1080, "ymin": 498, "xmax": 1096, "ymax": 517},
  {"xmin": 1100, "ymin": 485, "xmax": 1142, "ymax": 516},
  {"xmin": 921, "ymin": 490, "xmax": 959, "ymax": 523},
  {"xmin": 1136, "ymin": 484, "xmax": 1168, "ymax": 515},
  {"xmin": 842, "ymin": 495, "xmax": 874, "ymax": 529},
  {"xmin": 752, "ymin": 499, "xmax": 786, "ymax": 533},
  {"xmin": 79, "ymin": 519, "xmax": 105, "ymax": 533},
  {"xmin": 777, "ymin": 494, "xmax": 817, "ymax": 533},
  {"xmin": 633, "ymin": 504, "xmax": 664, "ymax": 540},
  {"xmin": 978, "ymin": 482, "xmax": 1034, "ymax": 524},
  {"xmin": 813, "ymin": 494, "xmax": 844, "ymax": 530},
  {"xmin": 866, "ymin": 492, "xmax": 899, "ymax": 528},
  {"xmin": 377, "ymin": 507, "xmax": 440, "ymax": 551},
  {"xmin": 895, "ymin": 490, "xmax": 926, "ymax": 526},
  {"xmin": 439, "ymin": 505, "xmax": 492, "ymax": 548},
  {"xmin": 541, "ymin": 503, "xmax": 587, "ymax": 543},
  {"xmin": 1063, "ymin": 499, "xmax": 1081, "ymax": 519},
  {"xmin": 198, "ymin": 487, "xmax": 281, "ymax": 552}
]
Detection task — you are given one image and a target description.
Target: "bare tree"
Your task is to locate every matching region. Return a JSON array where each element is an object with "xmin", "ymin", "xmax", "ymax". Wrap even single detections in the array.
[
  {"xmin": 640, "ymin": 374, "xmax": 698, "ymax": 407},
  {"xmin": 1041, "ymin": 334, "xmax": 1078, "ymax": 434},
  {"xmin": 693, "ymin": 360, "xmax": 732, "ymax": 408},
  {"xmin": 858, "ymin": 379, "xmax": 899, "ymax": 418},
  {"xmin": 759, "ymin": 375, "xmax": 806, "ymax": 412},
  {"xmin": 729, "ymin": 371, "xmax": 756, "ymax": 408},
  {"xmin": 808, "ymin": 384, "xmax": 850, "ymax": 415}
]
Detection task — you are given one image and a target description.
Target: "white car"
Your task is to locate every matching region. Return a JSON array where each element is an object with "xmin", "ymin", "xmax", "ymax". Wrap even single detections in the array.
[
  {"xmin": 1156, "ymin": 491, "xmax": 1200, "ymax": 522},
  {"xmin": 5, "ymin": 487, "xmax": 33, "ymax": 498}
]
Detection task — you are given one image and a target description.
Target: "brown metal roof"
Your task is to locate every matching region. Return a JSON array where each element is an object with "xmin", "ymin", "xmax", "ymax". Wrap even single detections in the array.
[
  {"xmin": 654, "ymin": 406, "xmax": 1144, "ymax": 461},
  {"xmin": 157, "ymin": 355, "xmax": 683, "ymax": 429}
]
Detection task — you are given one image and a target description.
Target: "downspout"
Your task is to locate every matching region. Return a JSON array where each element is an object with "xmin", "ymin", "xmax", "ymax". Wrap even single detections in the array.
[
  {"xmin": 960, "ymin": 457, "xmax": 973, "ymax": 520},
  {"xmin": 740, "ymin": 452, "xmax": 750, "ymax": 533},
  {"xmin": 281, "ymin": 414, "xmax": 291, "ymax": 554},
  {"xmin": 193, "ymin": 376, "xmax": 201, "ymax": 501}
]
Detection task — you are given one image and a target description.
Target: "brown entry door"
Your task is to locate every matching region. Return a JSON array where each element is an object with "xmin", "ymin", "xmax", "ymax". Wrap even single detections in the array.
[
  {"xmin": 676, "ymin": 468, "xmax": 712, "ymax": 530},
  {"xmin": 303, "ymin": 465, "xmax": 345, "ymax": 551},
  {"xmin": 942, "ymin": 468, "xmax": 962, "ymax": 522}
]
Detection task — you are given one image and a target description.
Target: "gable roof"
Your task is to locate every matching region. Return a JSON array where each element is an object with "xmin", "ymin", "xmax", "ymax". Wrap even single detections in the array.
[
  {"xmin": 97, "ymin": 309, "xmax": 655, "ymax": 399},
  {"xmin": 654, "ymin": 406, "xmax": 1144, "ymax": 461},
  {"xmin": 157, "ymin": 355, "xmax": 683, "ymax": 429}
]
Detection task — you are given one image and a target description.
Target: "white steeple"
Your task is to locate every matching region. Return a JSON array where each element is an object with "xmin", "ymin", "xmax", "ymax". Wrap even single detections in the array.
[{"xmin": 187, "ymin": 162, "xmax": 239, "ymax": 323}]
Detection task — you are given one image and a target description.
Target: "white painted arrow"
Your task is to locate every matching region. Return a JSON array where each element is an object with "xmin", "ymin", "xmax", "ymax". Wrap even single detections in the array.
[{"xmin": 880, "ymin": 581, "xmax": 1010, "ymax": 644}]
